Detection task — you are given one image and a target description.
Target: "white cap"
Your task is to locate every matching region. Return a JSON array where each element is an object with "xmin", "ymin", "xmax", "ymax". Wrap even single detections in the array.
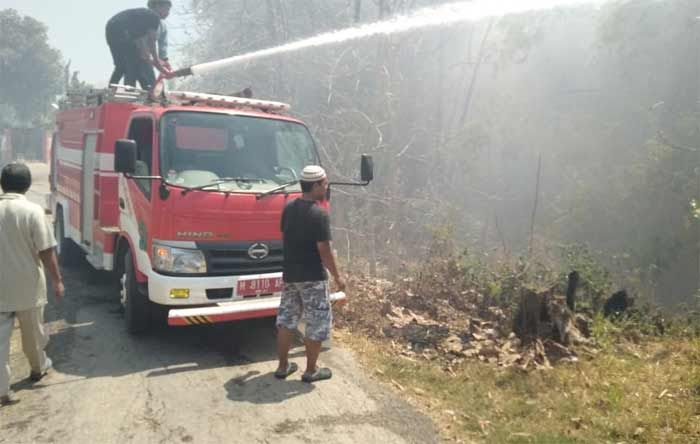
[{"xmin": 300, "ymin": 165, "xmax": 327, "ymax": 182}]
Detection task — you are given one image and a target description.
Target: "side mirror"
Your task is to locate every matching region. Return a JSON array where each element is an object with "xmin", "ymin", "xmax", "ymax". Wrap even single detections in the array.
[
  {"xmin": 327, "ymin": 154, "xmax": 374, "ymax": 190},
  {"xmin": 361, "ymin": 154, "xmax": 374, "ymax": 183},
  {"xmin": 114, "ymin": 139, "xmax": 137, "ymax": 175}
]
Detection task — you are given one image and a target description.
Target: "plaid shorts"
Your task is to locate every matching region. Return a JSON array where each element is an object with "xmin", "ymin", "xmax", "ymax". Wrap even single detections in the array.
[{"xmin": 276, "ymin": 281, "xmax": 332, "ymax": 342}]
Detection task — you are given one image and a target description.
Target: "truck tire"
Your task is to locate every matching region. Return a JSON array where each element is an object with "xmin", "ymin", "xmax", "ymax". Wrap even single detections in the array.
[
  {"xmin": 54, "ymin": 210, "xmax": 82, "ymax": 267},
  {"xmin": 150, "ymin": 303, "xmax": 169, "ymax": 331},
  {"xmin": 121, "ymin": 250, "xmax": 151, "ymax": 335}
]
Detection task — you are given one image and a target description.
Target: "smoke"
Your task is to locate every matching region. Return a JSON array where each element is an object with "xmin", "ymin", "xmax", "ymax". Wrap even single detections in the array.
[{"xmin": 190, "ymin": 0, "xmax": 609, "ymax": 76}]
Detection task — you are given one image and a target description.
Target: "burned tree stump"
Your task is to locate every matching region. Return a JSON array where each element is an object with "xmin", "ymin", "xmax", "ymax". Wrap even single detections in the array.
[
  {"xmin": 515, "ymin": 289, "xmax": 544, "ymax": 344},
  {"xmin": 603, "ymin": 290, "xmax": 633, "ymax": 318},
  {"xmin": 514, "ymin": 287, "xmax": 589, "ymax": 347}
]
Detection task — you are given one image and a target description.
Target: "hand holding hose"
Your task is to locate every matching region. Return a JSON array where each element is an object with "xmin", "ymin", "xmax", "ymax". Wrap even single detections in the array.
[{"xmin": 153, "ymin": 59, "xmax": 176, "ymax": 78}]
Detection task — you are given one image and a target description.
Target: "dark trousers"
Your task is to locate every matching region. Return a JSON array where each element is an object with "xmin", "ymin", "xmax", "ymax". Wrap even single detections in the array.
[{"xmin": 105, "ymin": 27, "xmax": 156, "ymax": 90}]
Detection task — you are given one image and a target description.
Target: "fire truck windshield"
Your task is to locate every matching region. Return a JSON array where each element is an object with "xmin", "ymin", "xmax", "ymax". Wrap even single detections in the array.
[{"xmin": 160, "ymin": 111, "xmax": 320, "ymax": 192}]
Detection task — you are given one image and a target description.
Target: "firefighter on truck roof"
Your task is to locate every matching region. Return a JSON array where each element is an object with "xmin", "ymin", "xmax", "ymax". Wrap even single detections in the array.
[{"xmin": 105, "ymin": 1, "xmax": 174, "ymax": 90}]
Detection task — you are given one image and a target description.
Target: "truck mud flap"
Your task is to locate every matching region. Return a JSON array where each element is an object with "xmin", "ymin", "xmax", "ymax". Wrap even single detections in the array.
[{"xmin": 168, "ymin": 292, "xmax": 347, "ymax": 326}]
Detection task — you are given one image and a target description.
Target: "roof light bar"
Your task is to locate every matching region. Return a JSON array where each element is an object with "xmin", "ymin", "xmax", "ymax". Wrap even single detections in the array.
[{"xmin": 167, "ymin": 91, "xmax": 291, "ymax": 113}]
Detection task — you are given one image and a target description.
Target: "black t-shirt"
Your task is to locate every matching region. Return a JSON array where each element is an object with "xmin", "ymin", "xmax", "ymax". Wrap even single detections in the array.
[
  {"xmin": 281, "ymin": 199, "xmax": 332, "ymax": 283},
  {"xmin": 107, "ymin": 8, "xmax": 161, "ymax": 40}
]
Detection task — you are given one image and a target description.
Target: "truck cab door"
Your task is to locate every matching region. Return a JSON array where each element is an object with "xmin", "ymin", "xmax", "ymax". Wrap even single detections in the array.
[{"xmin": 122, "ymin": 117, "xmax": 155, "ymax": 263}]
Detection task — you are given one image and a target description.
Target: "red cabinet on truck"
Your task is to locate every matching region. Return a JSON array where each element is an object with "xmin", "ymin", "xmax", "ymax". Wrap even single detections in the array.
[{"xmin": 51, "ymin": 88, "xmax": 368, "ymax": 333}]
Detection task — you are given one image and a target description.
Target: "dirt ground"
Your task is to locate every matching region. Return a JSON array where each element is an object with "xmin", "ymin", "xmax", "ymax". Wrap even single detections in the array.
[{"xmin": 0, "ymin": 163, "xmax": 438, "ymax": 444}]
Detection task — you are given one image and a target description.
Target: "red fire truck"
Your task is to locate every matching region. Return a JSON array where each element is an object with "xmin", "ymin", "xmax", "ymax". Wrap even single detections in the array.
[{"xmin": 51, "ymin": 86, "xmax": 372, "ymax": 333}]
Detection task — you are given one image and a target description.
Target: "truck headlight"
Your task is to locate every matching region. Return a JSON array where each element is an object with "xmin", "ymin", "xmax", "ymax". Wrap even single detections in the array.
[{"xmin": 153, "ymin": 244, "xmax": 207, "ymax": 274}]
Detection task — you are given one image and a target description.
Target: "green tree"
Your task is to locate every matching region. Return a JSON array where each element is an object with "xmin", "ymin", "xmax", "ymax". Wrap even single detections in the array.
[{"xmin": 0, "ymin": 9, "xmax": 63, "ymax": 128}]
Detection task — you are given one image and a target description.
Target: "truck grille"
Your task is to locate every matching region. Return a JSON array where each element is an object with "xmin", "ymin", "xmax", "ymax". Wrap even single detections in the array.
[{"xmin": 197, "ymin": 241, "xmax": 283, "ymax": 277}]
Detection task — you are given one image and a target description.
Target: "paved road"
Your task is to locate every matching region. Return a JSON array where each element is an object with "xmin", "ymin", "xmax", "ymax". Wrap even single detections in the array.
[{"xmin": 0, "ymin": 163, "xmax": 437, "ymax": 444}]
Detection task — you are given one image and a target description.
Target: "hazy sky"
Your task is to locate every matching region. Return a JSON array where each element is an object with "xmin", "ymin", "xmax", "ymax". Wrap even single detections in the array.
[{"xmin": 1, "ymin": 0, "xmax": 190, "ymax": 86}]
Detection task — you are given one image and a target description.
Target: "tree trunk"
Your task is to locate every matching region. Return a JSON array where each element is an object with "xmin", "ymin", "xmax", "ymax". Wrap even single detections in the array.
[
  {"xmin": 517, "ymin": 290, "xmax": 542, "ymax": 344},
  {"xmin": 515, "ymin": 289, "xmax": 589, "ymax": 346},
  {"xmin": 457, "ymin": 19, "xmax": 493, "ymax": 126},
  {"xmin": 566, "ymin": 271, "xmax": 579, "ymax": 311},
  {"xmin": 378, "ymin": 0, "xmax": 389, "ymax": 19},
  {"xmin": 528, "ymin": 154, "xmax": 543, "ymax": 258},
  {"xmin": 264, "ymin": 0, "xmax": 279, "ymax": 44}
]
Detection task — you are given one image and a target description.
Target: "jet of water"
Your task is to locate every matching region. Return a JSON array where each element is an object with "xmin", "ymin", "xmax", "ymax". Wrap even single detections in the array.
[{"xmin": 189, "ymin": 0, "xmax": 607, "ymax": 77}]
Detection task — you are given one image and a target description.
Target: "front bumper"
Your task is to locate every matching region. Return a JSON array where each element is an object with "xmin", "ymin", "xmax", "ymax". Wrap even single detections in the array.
[
  {"xmin": 147, "ymin": 270, "xmax": 283, "ymax": 306},
  {"xmin": 168, "ymin": 292, "xmax": 347, "ymax": 326}
]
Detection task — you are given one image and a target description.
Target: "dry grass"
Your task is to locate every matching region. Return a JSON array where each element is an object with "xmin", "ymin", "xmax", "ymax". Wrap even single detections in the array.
[{"xmin": 336, "ymin": 326, "xmax": 700, "ymax": 443}]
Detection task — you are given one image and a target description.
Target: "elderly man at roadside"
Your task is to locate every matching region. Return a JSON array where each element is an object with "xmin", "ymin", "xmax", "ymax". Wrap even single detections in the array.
[
  {"xmin": 275, "ymin": 166, "xmax": 346, "ymax": 383},
  {"xmin": 0, "ymin": 163, "xmax": 64, "ymax": 407}
]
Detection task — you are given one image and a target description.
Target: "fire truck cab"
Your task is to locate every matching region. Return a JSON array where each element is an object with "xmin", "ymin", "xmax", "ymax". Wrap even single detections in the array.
[{"xmin": 51, "ymin": 86, "xmax": 372, "ymax": 333}]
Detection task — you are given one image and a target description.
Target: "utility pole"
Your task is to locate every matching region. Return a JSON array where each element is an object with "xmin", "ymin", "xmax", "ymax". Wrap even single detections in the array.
[{"xmin": 354, "ymin": 0, "xmax": 362, "ymax": 22}]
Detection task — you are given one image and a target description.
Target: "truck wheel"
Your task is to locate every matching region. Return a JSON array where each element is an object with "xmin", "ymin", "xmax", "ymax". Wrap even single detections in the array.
[
  {"xmin": 54, "ymin": 211, "xmax": 82, "ymax": 267},
  {"xmin": 150, "ymin": 303, "xmax": 169, "ymax": 331},
  {"xmin": 121, "ymin": 250, "xmax": 151, "ymax": 335}
]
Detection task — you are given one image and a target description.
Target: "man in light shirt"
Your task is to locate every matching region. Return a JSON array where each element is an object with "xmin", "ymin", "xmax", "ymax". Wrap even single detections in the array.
[{"xmin": 0, "ymin": 163, "xmax": 64, "ymax": 407}]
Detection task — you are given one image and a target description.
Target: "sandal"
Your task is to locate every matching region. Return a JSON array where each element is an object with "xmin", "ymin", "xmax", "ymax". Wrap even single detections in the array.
[
  {"xmin": 302, "ymin": 367, "xmax": 332, "ymax": 383},
  {"xmin": 0, "ymin": 391, "xmax": 20, "ymax": 407},
  {"xmin": 30, "ymin": 358, "xmax": 52, "ymax": 382},
  {"xmin": 274, "ymin": 362, "xmax": 299, "ymax": 379}
]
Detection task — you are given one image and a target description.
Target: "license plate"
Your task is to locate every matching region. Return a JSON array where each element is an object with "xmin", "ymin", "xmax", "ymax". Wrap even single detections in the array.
[{"xmin": 236, "ymin": 277, "xmax": 284, "ymax": 297}]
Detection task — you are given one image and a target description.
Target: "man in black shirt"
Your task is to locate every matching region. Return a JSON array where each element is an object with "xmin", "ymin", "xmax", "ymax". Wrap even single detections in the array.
[
  {"xmin": 105, "ymin": 4, "xmax": 174, "ymax": 89},
  {"xmin": 275, "ymin": 166, "xmax": 345, "ymax": 383}
]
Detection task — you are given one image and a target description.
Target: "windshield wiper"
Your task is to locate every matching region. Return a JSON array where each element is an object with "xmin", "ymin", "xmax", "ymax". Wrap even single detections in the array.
[
  {"xmin": 256, "ymin": 180, "xmax": 298, "ymax": 200},
  {"xmin": 181, "ymin": 177, "xmax": 264, "ymax": 195}
]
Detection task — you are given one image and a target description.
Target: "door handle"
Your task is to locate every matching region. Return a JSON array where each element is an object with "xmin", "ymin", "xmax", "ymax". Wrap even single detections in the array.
[{"xmin": 119, "ymin": 198, "xmax": 125, "ymax": 209}]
